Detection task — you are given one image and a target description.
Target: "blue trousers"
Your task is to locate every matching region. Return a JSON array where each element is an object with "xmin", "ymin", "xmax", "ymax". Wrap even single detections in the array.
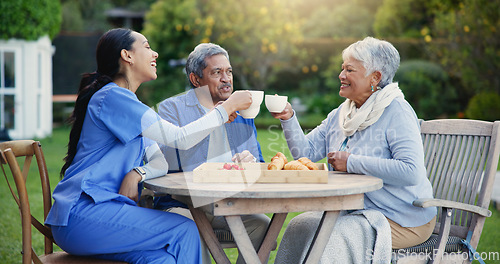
[{"xmin": 51, "ymin": 194, "xmax": 202, "ymax": 264}]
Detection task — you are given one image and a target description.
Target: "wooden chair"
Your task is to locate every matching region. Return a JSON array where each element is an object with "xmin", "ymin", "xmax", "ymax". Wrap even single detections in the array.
[
  {"xmin": 392, "ymin": 119, "xmax": 500, "ymax": 264},
  {"xmin": 0, "ymin": 140, "xmax": 127, "ymax": 264}
]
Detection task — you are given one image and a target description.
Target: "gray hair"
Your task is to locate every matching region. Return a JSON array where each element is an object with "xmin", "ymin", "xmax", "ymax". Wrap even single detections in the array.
[
  {"xmin": 185, "ymin": 43, "xmax": 230, "ymax": 87},
  {"xmin": 342, "ymin": 37, "xmax": 400, "ymax": 88}
]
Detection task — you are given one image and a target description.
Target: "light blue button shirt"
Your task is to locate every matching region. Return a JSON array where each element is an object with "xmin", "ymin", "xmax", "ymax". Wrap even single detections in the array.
[
  {"xmin": 158, "ymin": 89, "xmax": 264, "ymax": 172},
  {"xmin": 154, "ymin": 89, "xmax": 264, "ymax": 210}
]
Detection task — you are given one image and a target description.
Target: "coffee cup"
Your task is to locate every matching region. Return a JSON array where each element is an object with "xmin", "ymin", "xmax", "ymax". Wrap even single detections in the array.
[
  {"xmin": 239, "ymin": 90, "xmax": 264, "ymax": 119},
  {"xmin": 265, "ymin": 94, "xmax": 288, "ymax": 113}
]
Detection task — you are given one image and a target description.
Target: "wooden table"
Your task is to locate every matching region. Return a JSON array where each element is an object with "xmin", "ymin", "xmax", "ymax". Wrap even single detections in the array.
[{"xmin": 144, "ymin": 171, "xmax": 383, "ymax": 264}]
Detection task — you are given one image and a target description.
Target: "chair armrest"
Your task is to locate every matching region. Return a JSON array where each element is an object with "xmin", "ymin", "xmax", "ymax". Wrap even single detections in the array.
[{"xmin": 413, "ymin": 198, "xmax": 491, "ymax": 217}]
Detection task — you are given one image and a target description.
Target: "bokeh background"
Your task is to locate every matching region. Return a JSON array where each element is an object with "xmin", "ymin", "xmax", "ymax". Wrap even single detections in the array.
[{"xmin": 3, "ymin": 0, "xmax": 496, "ymax": 125}]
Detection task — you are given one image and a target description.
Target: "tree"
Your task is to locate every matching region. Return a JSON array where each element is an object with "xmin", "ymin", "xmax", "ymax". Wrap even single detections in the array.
[
  {"xmin": 60, "ymin": 0, "xmax": 112, "ymax": 32},
  {"xmin": 302, "ymin": 0, "xmax": 379, "ymax": 39},
  {"xmin": 0, "ymin": 0, "xmax": 61, "ymax": 40},
  {"xmin": 373, "ymin": 0, "xmax": 499, "ymax": 111},
  {"xmin": 60, "ymin": 0, "xmax": 156, "ymax": 33},
  {"xmin": 141, "ymin": 0, "xmax": 202, "ymax": 105},
  {"xmin": 425, "ymin": 0, "xmax": 500, "ymax": 97},
  {"xmin": 141, "ymin": 0, "xmax": 304, "ymax": 105},
  {"xmin": 373, "ymin": 0, "xmax": 429, "ymax": 38},
  {"xmin": 202, "ymin": 0, "xmax": 303, "ymax": 91}
]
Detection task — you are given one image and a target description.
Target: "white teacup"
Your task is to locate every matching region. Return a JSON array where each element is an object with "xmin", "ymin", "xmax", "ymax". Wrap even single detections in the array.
[
  {"xmin": 265, "ymin": 94, "xmax": 288, "ymax": 113},
  {"xmin": 239, "ymin": 90, "xmax": 264, "ymax": 119}
]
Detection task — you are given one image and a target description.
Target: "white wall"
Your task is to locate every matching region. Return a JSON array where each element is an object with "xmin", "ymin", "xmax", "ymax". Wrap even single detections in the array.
[{"xmin": 0, "ymin": 36, "xmax": 55, "ymax": 140}]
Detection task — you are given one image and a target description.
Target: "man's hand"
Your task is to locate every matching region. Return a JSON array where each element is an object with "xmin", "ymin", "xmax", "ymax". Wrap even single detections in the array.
[
  {"xmin": 232, "ymin": 150, "xmax": 257, "ymax": 163},
  {"xmin": 214, "ymin": 101, "xmax": 238, "ymax": 123},
  {"xmin": 119, "ymin": 170, "xmax": 141, "ymax": 202},
  {"xmin": 327, "ymin": 151, "xmax": 350, "ymax": 172}
]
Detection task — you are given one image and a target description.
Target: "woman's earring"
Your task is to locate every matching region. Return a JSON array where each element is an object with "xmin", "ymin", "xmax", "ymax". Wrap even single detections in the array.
[{"xmin": 371, "ymin": 85, "xmax": 374, "ymax": 92}]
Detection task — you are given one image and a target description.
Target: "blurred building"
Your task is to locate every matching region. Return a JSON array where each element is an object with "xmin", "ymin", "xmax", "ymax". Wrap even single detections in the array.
[
  {"xmin": 0, "ymin": 36, "xmax": 55, "ymax": 140},
  {"xmin": 105, "ymin": 7, "xmax": 145, "ymax": 30},
  {"xmin": 51, "ymin": 7, "xmax": 146, "ymax": 123}
]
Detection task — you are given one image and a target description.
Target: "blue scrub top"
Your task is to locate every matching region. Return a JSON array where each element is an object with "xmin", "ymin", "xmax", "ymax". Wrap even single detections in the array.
[{"xmin": 46, "ymin": 83, "xmax": 158, "ymax": 227}]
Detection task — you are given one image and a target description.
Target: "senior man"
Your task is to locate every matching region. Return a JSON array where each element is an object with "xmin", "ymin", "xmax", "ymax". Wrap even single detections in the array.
[{"xmin": 155, "ymin": 43, "xmax": 271, "ymax": 264}]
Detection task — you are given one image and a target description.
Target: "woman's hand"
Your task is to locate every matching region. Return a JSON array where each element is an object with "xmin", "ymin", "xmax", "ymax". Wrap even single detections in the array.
[
  {"xmin": 221, "ymin": 90, "xmax": 252, "ymax": 114},
  {"xmin": 119, "ymin": 170, "xmax": 142, "ymax": 202},
  {"xmin": 327, "ymin": 151, "xmax": 350, "ymax": 172},
  {"xmin": 270, "ymin": 102, "xmax": 294, "ymax": 120}
]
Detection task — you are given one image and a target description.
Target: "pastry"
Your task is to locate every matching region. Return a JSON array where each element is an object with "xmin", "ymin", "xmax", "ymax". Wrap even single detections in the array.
[
  {"xmin": 268, "ymin": 152, "xmax": 288, "ymax": 170},
  {"xmin": 284, "ymin": 160, "xmax": 309, "ymax": 170},
  {"xmin": 298, "ymin": 157, "xmax": 318, "ymax": 170}
]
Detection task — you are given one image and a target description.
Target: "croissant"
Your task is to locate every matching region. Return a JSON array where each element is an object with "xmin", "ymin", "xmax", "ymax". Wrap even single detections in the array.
[
  {"xmin": 284, "ymin": 160, "xmax": 309, "ymax": 170},
  {"xmin": 298, "ymin": 157, "xmax": 318, "ymax": 170},
  {"xmin": 268, "ymin": 152, "xmax": 288, "ymax": 170}
]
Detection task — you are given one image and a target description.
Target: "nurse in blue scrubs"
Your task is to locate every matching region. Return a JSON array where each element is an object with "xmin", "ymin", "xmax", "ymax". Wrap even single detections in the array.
[{"xmin": 45, "ymin": 28, "xmax": 252, "ymax": 264}]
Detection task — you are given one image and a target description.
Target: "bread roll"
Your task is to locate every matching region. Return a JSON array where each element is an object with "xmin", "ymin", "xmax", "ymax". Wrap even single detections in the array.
[
  {"xmin": 267, "ymin": 152, "xmax": 288, "ymax": 170},
  {"xmin": 284, "ymin": 160, "xmax": 309, "ymax": 170},
  {"xmin": 298, "ymin": 157, "xmax": 318, "ymax": 170}
]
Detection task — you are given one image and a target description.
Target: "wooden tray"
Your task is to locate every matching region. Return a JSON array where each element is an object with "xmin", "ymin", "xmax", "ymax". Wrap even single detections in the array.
[{"xmin": 192, "ymin": 162, "xmax": 328, "ymax": 183}]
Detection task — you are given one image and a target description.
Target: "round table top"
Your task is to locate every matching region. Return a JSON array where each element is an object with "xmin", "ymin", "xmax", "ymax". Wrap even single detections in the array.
[{"xmin": 144, "ymin": 171, "xmax": 383, "ymax": 199}]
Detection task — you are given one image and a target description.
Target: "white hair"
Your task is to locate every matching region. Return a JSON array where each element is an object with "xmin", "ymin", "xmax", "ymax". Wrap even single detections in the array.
[
  {"xmin": 342, "ymin": 37, "xmax": 400, "ymax": 88},
  {"xmin": 185, "ymin": 43, "xmax": 230, "ymax": 87}
]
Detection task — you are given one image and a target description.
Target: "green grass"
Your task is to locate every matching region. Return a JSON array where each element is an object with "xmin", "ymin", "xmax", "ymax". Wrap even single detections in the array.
[
  {"xmin": 1, "ymin": 125, "xmax": 499, "ymax": 263},
  {"xmin": 0, "ymin": 126, "xmax": 68, "ymax": 264}
]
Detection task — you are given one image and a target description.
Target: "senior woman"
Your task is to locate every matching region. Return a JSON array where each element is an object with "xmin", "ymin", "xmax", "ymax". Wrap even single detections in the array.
[{"xmin": 272, "ymin": 37, "xmax": 436, "ymax": 260}]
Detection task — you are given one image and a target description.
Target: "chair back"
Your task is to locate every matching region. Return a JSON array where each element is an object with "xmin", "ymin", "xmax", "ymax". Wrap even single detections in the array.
[
  {"xmin": 420, "ymin": 119, "xmax": 500, "ymax": 247},
  {"xmin": 0, "ymin": 140, "xmax": 53, "ymax": 264},
  {"xmin": 1, "ymin": 140, "xmax": 128, "ymax": 264}
]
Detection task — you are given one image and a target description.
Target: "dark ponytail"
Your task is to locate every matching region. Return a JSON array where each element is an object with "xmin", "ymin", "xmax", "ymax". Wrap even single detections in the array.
[{"xmin": 61, "ymin": 28, "xmax": 135, "ymax": 177}]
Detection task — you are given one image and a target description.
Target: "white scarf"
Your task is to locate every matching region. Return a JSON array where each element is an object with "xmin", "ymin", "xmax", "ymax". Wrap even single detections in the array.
[{"xmin": 338, "ymin": 82, "xmax": 404, "ymax": 137}]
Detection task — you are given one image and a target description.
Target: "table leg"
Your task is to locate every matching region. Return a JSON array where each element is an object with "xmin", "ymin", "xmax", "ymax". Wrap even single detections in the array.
[
  {"xmin": 189, "ymin": 205, "xmax": 231, "ymax": 264},
  {"xmin": 225, "ymin": 215, "xmax": 262, "ymax": 264},
  {"xmin": 303, "ymin": 210, "xmax": 340, "ymax": 264},
  {"xmin": 257, "ymin": 213, "xmax": 287, "ymax": 263}
]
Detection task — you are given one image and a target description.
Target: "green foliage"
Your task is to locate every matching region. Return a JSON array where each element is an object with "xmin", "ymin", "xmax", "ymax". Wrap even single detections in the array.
[
  {"xmin": 425, "ymin": 0, "xmax": 500, "ymax": 95},
  {"xmin": 141, "ymin": 0, "xmax": 204, "ymax": 105},
  {"xmin": 204, "ymin": 0, "xmax": 303, "ymax": 91},
  {"xmin": 141, "ymin": 0, "xmax": 304, "ymax": 105},
  {"xmin": 60, "ymin": 0, "xmax": 112, "ymax": 32},
  {"xmin": 465, "ymin": 92, "xmax": 500, "ymax": 122},
  {"xmin": 394, "ymin": 60, "xmax": 458, "ymax": 119},
  {"xmin": 306, "ymin": 93, "xmax": 345, "ymax": 117},
  {"xmin": 0, "ymin": 0, "xmax": 62, "ymax": 40},
  {"xmin": 373, "ymin": 0, "xmax": 428, "ymax": 38},
  {"xmin": 301, "ymin": 3, "xmax": 375, "ymax": 38}
]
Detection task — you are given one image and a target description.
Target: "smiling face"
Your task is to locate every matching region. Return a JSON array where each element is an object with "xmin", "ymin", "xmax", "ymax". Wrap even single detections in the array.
[
  {"xmin": 196, "ymin": 54, "xmax": 233, "ymax": 104},
  {"xmin": 339, "ymin": 56, "xmax": 378, "ymax": 107},
  {"xmin": 129, "ymin": 32, "xmax": 159, "ymax": 84}
]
